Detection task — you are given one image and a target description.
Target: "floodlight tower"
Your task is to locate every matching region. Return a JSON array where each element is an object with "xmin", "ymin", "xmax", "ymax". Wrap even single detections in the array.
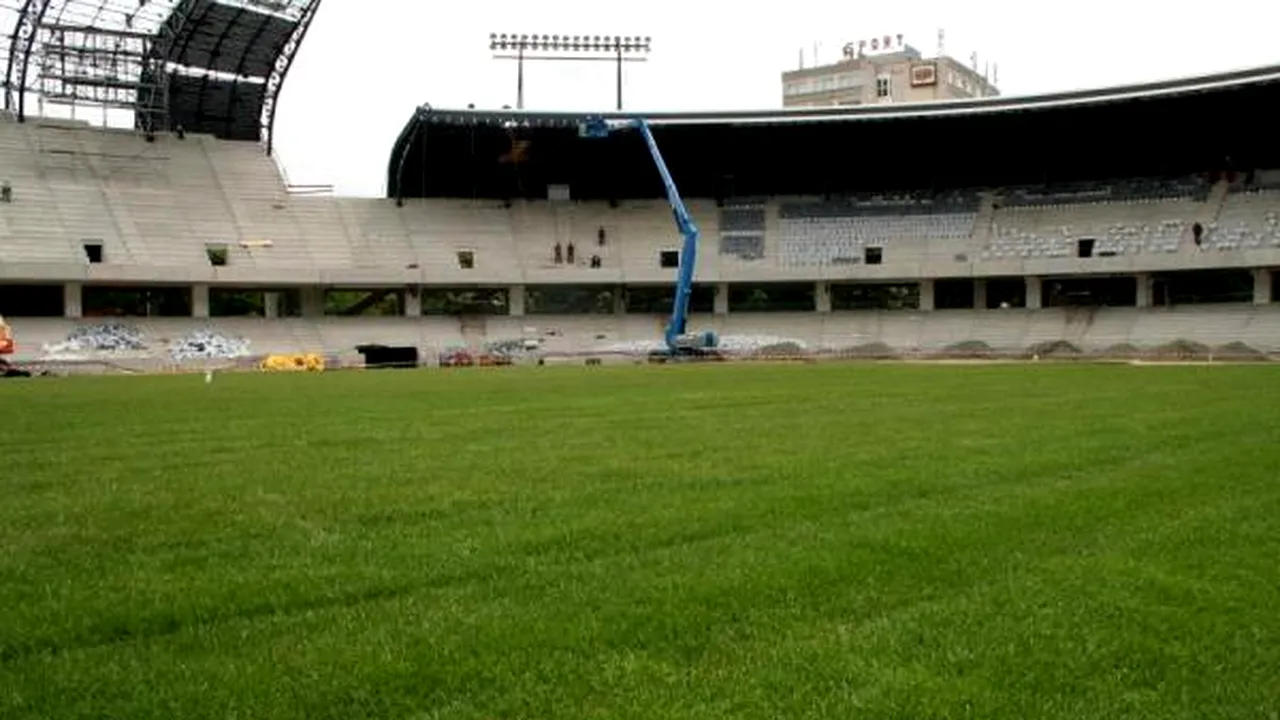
[{"xmin": 488, "ymin": 33, "xmax": 652, "ymax": 110}]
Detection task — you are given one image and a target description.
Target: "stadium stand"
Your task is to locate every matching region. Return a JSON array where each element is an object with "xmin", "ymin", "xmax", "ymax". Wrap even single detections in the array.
[
  {"xmin": 779, "ymin": 193, "xmax": 980, "ymax": 267},
  {"xmin": 3, "ymin": 6, "xmax": 1280, "ymax": 368},
  {"xmin": 987, "ymin": 177, "xmax": 1214, "ymax": 260}
]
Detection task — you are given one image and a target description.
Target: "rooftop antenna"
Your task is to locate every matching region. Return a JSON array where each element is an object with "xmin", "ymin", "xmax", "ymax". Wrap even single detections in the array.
[
  {"xmin": 984, "ymin": 60, "xmax": 990, "ymax": 81},
  {"xmin": 970, "ymin": 51, "xmax": 979, "ymax": 71},
  {"xmin": 993, "ymin": 63, "xmax": 999, "ymax": 86},
  {"xmin": 799, "ymin": 47, "xmax": 805, "ymax": 69},
  {"xmin": 937, "ymin": 28, "xmax": 945, "ymax": 57}
]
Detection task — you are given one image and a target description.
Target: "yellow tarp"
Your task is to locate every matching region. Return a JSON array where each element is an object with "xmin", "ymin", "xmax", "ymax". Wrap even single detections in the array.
[{"xmin": 259, "ymin": 353, "xmax": 325, "ymax": 372}]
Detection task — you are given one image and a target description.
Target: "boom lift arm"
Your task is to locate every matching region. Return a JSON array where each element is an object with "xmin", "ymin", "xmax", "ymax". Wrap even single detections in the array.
[{"xmin": 581, "ymin": 116, "xmax": 717, "ymax": 355}]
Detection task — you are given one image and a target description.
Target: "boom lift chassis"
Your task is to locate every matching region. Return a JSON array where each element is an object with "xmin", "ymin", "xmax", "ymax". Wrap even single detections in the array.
[{"xmin": 581, "ymin": 116, "xmax": 720, "ymax": 362}]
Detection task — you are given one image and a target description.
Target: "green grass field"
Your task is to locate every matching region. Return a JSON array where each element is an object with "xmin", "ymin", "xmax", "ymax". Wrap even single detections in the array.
[{"xmin": 3, "ymin": 364, "xmax": 1279, "ymax": 719}]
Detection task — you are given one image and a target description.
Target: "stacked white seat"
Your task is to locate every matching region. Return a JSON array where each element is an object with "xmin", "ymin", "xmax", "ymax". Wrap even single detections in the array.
[
  {"xmin": 778, "ymin": 196, "xmax": 978, "ymax": 267},
  {"xmin": 987, "ymin": 179, "xmax": 1208, "ymax": 259},
  {"xmin": 1205, "ymin": 189, "xmax": 1280, "ymax": 250}
]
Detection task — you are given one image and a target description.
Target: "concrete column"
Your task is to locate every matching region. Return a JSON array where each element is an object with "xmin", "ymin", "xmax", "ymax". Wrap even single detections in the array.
[
  {"xmin": 918, "ymin": 279, "xmax": 935, "ymax": 311},
  {"xmin": 263, "ymin": 291, "xmax": 280, "ymax": 318},
  {"xmin": 191, "ymin": 284, "xmax": 210, "ymax": 319},
  {"xmin": 715, "ymin": 282, "xmax": 730, "ymax": 315},
  {"xmin": 301, "ymin": 287, "xmax": 325, "ymax": 317},
  {"xmin": 613, "ymin": 284, "xmax": 626, "ymax": 314},
  {"xmin": 973, "ymin": 279, "xmax": 987, "ymax": 310},
  {"xmin": 1135, "ymin": 273, "xmax": 1153, "ymax": 308},
  {"xmin": 404, "ymin": 287, "xmax": 421, "ymax": 317},
  {"xmin": 1025, "ymin": 276, "xmax": 1042, "ymax": 310},
  {"xmin": 508, "ymin": 284, "xmax": 526, "ymax": 316},
  {"xmin": 63, "ymin": 282, "xmax": 82, "ymax": 318},
  {"xmin": 1253, "ymin": 269, "xmax": 1272, "ymax": 305},
  {"xmin": 814, "ymin": 282, "xmax": 832, "ymax": 313}
]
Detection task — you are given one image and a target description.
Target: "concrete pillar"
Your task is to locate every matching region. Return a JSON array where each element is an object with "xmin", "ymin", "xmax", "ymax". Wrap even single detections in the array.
[
  {"xmin": 404, "ymin": 287, "xmax": 421, "ymax": 317},
  {"xmin": 263, "ymin": 291, "xmax": 280, "ymax": 318},
  {"xmin": 63, "ymin": 282, "xmax": 82, "ymax": 318},
  {"xmin": 715, "ymin": 282, "xmax": 730, "ymax": 315},
  {"xmin": 508, "ymin": 284, "xmax": 526, "ymax": 316},
  {"xmin": 613, "ymin": 284, "xmax": 626, "ymax": 314},
  {"xmin": 301, "ymin": 287, "xmax": 325, "ymax": 317},
  {"xmin": 1254, "ymin": 269, "xmax": 1272, "ymax": 305},
  {"xmin": 973, "ymin": 279, "xmax": 987, "ymax": 310},
  {"xmin": 918, "ymin": 279, "xmax": 935, "ymax": 311},
  {"xmin": 191, "ymin": 284, "xmax": 210, "ymax": 319},
  {"xmin": 815, "ymin": 282, "xmax": 832, "ymax": 313},
  {"xmin": 1025, "ymin": 276, "xmax": 1042, "ymax": 310},
  {"xmin": 1135, "ymin": 273, "xmax": 1153, "ymax": 308}
]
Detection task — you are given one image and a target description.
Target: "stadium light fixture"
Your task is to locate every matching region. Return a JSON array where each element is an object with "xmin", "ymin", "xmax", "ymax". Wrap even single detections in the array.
[{"xmin": 489, "ymin": 32, "xmax": 652, "ymax": 110}]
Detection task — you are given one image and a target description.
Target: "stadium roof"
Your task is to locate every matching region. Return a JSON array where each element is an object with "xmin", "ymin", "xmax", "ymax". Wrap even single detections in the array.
[
  {"xmin": 389, "ymin": 63, "xmax": 1280, "ymax": 201},
  {"xmin": 1, "ymin": 0, "xmax": 323, "ymax": 152}
]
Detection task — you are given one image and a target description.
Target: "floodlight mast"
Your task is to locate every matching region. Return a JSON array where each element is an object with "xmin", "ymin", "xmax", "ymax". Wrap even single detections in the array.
[{"xmin": 488, "ymin": 33, "xmax": 652, "ymax": 110}]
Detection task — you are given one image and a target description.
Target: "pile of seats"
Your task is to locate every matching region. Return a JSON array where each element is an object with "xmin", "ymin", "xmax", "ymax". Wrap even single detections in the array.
[
  {"xmin": 42, "ymin": 322, "xmax": 148, "ymax": 359},
  {"xmin": 599, "ymin": 335, "xmax": 808, "ymax": 356},
  {"xmin": 168, "ymin": 329, "xmax": 252, "ymax": 361}
]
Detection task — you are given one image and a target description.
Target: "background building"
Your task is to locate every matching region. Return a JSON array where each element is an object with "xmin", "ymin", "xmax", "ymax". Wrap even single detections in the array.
[{"xmin": 782, "ymin": 34, "xmax": 999, "ymax": 107}]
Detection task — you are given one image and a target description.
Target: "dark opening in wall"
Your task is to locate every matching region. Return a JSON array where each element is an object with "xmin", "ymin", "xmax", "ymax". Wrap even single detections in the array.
[{"xmin": 206, "ymin": 244, "xmax": 228, "ymax": 266}]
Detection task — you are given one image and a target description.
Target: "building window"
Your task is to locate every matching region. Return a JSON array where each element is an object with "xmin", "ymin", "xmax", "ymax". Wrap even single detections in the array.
[
  {"xmin": 875, "ymin": 75, "xmax": 891, "ymax": 99},
  {"xmin": 456, "ymin": 250, "xmax": 475, "ymax": 270},
  {"xmin": 833, "ymin": 73, "xmax": 858, "ymax": 89},
  {"xmin": 660, "ymin": 250, "xmax": 679, "ymax": 269}
]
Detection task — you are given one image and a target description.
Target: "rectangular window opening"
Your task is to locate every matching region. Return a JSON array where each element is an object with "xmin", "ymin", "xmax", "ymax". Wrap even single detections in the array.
[
  {"xmin": 206, "ymin": 243, "xmax": 228, "ymax": 267},
  {"xmin": 659, "ymin": 250, "xmax": 680, "ymax": 269},
  {"xmin": 456, "ymin": 250, "xmax": 475, "ymax": 270}
]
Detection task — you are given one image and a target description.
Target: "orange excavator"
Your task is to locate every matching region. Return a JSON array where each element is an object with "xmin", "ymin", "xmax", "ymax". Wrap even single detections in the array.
[
  {"xmin": 0, "ymin": 315, "xmax": 13, "ymax": 355},
  {"xmin": 0, "ymin": 315, "xmax": 31, "ymax": 376}
]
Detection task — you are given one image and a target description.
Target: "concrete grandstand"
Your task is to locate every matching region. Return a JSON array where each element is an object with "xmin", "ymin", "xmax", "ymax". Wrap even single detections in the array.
[{"xmin": 2, "ymin": 4, "xmax": 1280, "ymax": 368}]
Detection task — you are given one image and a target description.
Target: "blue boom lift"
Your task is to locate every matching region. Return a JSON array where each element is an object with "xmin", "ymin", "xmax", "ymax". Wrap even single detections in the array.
[{"xmin": 580, "ymin": 116, "xmax": 720, "ymax": 361}]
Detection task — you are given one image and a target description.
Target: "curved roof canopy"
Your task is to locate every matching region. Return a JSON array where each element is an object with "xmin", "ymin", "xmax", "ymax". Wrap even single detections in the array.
[
  {"xmin": 1, "ymin": 0, "xmax": 322, "ymax": 151},
  {"xmin": 388, "ymin": 64, "xmax": 1280, "ymax": 200}
]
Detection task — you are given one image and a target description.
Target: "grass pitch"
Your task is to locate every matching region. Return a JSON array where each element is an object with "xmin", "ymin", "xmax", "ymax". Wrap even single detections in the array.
[{"xmin": 2, "ymin": 364, "xmax": 1279, "ymax": 719}]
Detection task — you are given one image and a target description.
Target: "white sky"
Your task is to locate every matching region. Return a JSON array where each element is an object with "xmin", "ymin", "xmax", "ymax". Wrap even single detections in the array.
[{"xmin": 267, "ymin": 0, "xmax": 1279, "ymax": 197}]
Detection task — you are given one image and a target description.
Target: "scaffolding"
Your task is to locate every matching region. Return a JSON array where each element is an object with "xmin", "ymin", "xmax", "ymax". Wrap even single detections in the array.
[
  {"xmin": 35, "ymin": 24, "xmax": 171, "ymax": 131},
  {"xmin": 4, "ymin": 0, "xmax": 181, "ymax": 127},
  {"xmin": 1, "ymin": 0, "xmax": 322, "ymax": 150}
]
